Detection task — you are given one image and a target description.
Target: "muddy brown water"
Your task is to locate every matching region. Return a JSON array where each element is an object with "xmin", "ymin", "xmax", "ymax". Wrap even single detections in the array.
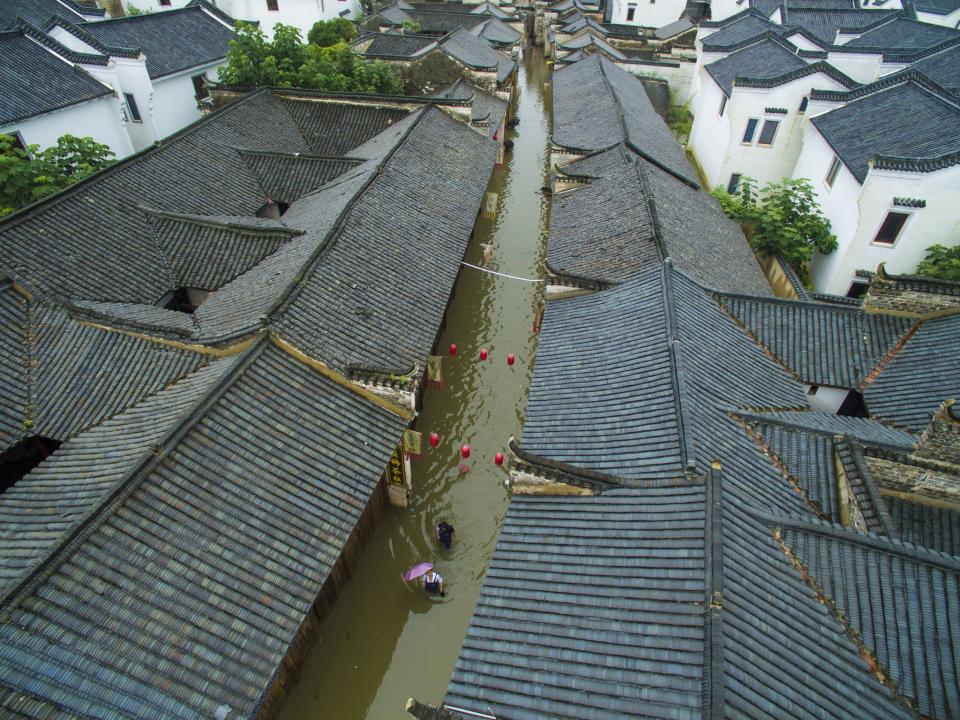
[{"xmin": 276, "ymin": 48, "xmax": 552, "ymax": 720}]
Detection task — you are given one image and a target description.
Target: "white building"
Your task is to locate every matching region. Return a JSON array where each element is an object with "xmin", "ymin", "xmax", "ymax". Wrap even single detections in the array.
[
  {"xmin": 0, "ymin": 23, "xmax": 133, "ymax": 158},
  {"xmin": 795, "ymin": 76, "xmax": 960, "ymax": 296},
  {"xmin": 45, "ymin": 3, "xmax": 235, "ymax": 152},
  {"xmin": 0, "ymin": 0, "xmax": 107, "ymax": 29},
  {"xmin": 604, "ymin": 0, "xmax": 687, "ymax": 28},
  {"xmin": 123, "ymin": 0, "xmax": 362, "ymax": 37}
]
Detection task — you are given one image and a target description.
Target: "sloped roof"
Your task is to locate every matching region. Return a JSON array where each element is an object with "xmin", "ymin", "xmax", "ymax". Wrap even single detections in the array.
[
  {"xmin": 783, "ymin": 7, "xmax": 899, "ymax": 43},
  {"xmin": 735, "ymin": 409, "xmax": 916, "ymax": 449},
  {"xmin": 0, "ymin": 25, "xmax": 110, "ymax": 126},
  {"xmin": 810, "ymin": 79, "xmax": 960, "ymax": 183},
  {"xmin": 844, "ymin": 16, "xmax": 959, "ymax": 51},
  {"xmin": 446, "ymin": 485, "xmax": 708, "ymax": 719},
  {"xmin": 552, "ymin": 55, "xmax": 699, "ymax": 187},
  {"xmin": 439, "ymin": 77, "xmax": 508, "ymax": 136},
  {"xmin": 865, "ymin": 314, "xmax": 960, "ymax": 433},
  {"xmin": 73, "ymin": 5, "xmax": 233, "ymax": 79},
  {"xmin": 886, "ymin": 495, "xmax": 960, "ymax": 556},
  {"xmin": 0, "ymin": 0, "xmax": 103, "ymax": 29},
  {"xmin": 358, "ymin": 31, "xmax": 438, "ymax": 57},
  {"xmin": 705, "ymin": 37, "xmax": 807, "ymax": 96},
  {"xmin": 0, "ymin": 338, "xmax": 408, "ymax": 719},
  {"xmin": 548, "ymin": 156, "xmax": 771, "ymax": 294},
  {"xmin": 914, "ymin": 0, "xmax": 960, "ymax": 14},
  {"xmin": 441, "ymin": 26, "xmax": 516, "ymax": 80},
  {"xmin": 557, "ymin": 32, "xmax": 627, "ymax": 60},
  {"xmin": 405, "ymin": 8, "xmax": 487, "ymax": 32},
  {"xmin": 236, "ymin": 151, "xmax": 361, "ymax": 205},
  {"xmin": 907, "ymin": 42, "xmax": 960, "ymax": 93},
  {"xmin": 472, "ymin": 16, "xmax": 521, "ymax": 45},
  {"xmin": 715, "ymin": 292, "xmax": 913, "ymax": 387},
  {"xmin": 655, "ymin": 15, "xmax": 695, "ymax": 39},
  {"xmin": 700, "ymin": 11, "xmax": 787, "ymax": 49},
  {"xmin": 781, "ymin": 516, "xmax": 960, "ymax": 718},
  {"xmin": 556, "ymin": 143, "xmax": 637, "ymax": 178}
]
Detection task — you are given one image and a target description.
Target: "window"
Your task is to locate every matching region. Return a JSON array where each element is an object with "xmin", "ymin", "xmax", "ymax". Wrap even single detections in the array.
[
  {"xmin": 266, "ymin": 0, "xmax": 279, "ymax": 10},
  {"xmin": 846, "ymin": 281, "xmax": 869, "ymax": 299},
  {"xmin": 757, "ymin": 119, "xmax": 779, "ymax": 146},
  {"xmin": 799, "ymin": 96, "xmax": 808, "ymax": 113},
  {"xmin": 5, "ymin": 132, "xmax": 26, "ymax": 151},
  {"xmin": 742, "ymin": 118, "xmax": 758, "ymax": 143},
  {"xmin": 124, "ymin": 93, "xmax": 141, "ymax": 122},
  {"xmin": 806, "ymin": 385, "xmax": 820, "ymax": 395},
  {"xmin": 872, "ymin": 211, "xmax": 910, "ymax": 246},
  {"xmin": 727, "ymin": 173, "xmax": 742, "ymax": 194},
  {"xmin": 191, "ymin": 73, "xmax": 209, "ymax": 101},
  {"xmin": 718, "ymin": 94, "xmax": 726, "ymax": 117},
  {"xmin": 626, "ymin": 3, "xmax": 636, "ymax": 20},
  {"xmin": 825, "ymin": 155, "xmax": 842, "ymax": 188},
  {"xmin": 159, "ymin": 0, "xmax": 171, "ymax": 5}
]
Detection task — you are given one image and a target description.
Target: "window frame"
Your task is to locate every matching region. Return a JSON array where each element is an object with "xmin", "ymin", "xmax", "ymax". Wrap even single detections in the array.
[
  {"xmin": 824, "ymin": 155, "xmax": 842, "ymax": 188},
  {"xmin": 626, "ymin": 3, "xmax": 637, "ymax": 20},
  {"xmin": 718, "ymin": 94, "xmax": 727, "ymax": 117},
  {"xmin": 870, "ymin": 210, "xmax": 911, "ymax": 248},
  {"xmin": 266, "ymin": 0, "xmax": 279, "ymax": 10},
  {"xmin": 123, "ymin": 92, "xmax": 142, "ymax": 123},
  {"xmin": 191, "ymin": 72, "xmax": 209, "ymax": 101},
  {"xmin": 158, "ymin": 0, "xmax": 171, "ymax": 6},
  {"xmin": 727, "ymin": 173, "xmax": 742, "ymax": 194},
  {"xmin": 741, "ymin": 118, "xmax": 758, "ymax": 144},
  {"xmin": 756, "ymin": 119, "xmax": 780, "ymax": 147}
]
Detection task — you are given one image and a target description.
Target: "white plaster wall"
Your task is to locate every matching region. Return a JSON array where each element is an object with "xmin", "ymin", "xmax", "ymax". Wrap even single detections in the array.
[
  {"xmin": 916, "ymin": 9, "xmax": 960, "ymax": 27},
  {"xmin": 688, "ymin": 72, "xmax": 730, "ymax": 187},
  {"xmin": 708, "ymin": 0, "xmax": 746, "ymax": 22},
  {"xmin": 609, "ymin": 0, "xmax": 686, "ymax": 28},
  {"xmin": 805, "ymin": 385, "xmax": 850, "ymax": 413},
  {"xmin": 621, "ymin": 57, "xmax": 697, "ymax": 104},
  {"xmin": 823, "ymin": 52, "xmax": 883, "ymax": 84},
  {"xmin": 688, "ymin": 46, "xmax": 725, "ymax": 117},
  {"xmin": 712, "ymin": 74, "xmax": 850, "ymax": 190},
  {"xmin": 121, "ymin": 0, "xmax": 193, "ymax": 11},
  {"xmin": 216, "ymin": 0, "xmax": 361, "ymax": 38},
  {"xmin": 151, "ymin": 62, "xmax": 225, "ymax": 138},
  {"xmin": 0, "ymin": 96, "xmax": 134, "ymax": 158}
]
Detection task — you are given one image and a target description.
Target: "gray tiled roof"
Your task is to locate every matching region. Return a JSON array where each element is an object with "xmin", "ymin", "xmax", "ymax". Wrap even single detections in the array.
[
  {"xmin": 700, "ymin": 11, "xmax": 786, "ymax": 49},
  {"xmin": 440, "ymin": 77, "xmax": 508, "ymax": 135},
  {"xmin": 0, "ymin": 0, "xmax": 103, "ymax": 29},
  {"xmin": 906, "ymin": 42, "xmax": 960, "ymax": 94},
  {"xmin": 236, "ymin": 150, "xmax": 361, "ymax": 204},
  {"xmin": 75, "ymin": 5, "xmax": 233, "ymax": 79},
  {"xmin": 407, "ymin": 1, "xmax": 511, "ymax": 18},
  {"xmin": 705, "ymin": 37, "xmax": 807, "ymax": 97},
  {"xmin": 557, "ymin": 144, "xmax": 637, "ymax": 178},
  {"xmin": 736, "ymin": 410, "xmax": 916, "ymax": 448},
  {"xmin": 280, "ymin": 96, "xmax": 410, "ymax": 155},
  {"xmin": 0, "ymin": 339, "xmax": 408, "ymax": 719},
  {"xmin": 548, "ymin": 157, "xmax": 771, "ymax": 294},
  {"xmin": 654, "ymin": 15, "xmax": 695, "ymax": 39},
  {"xmin": 716, "ymin": 292, "xmax": 913, "ymax": 386},
  {"xmin": 405, "ymin": 9, "xmax": 487, "ymax": 32},
  {"xmin": 552, "ymin": 55, "xmax": 699, "ymax": 186},
  {"xmin": 913, "ymin": 0, "xmax": 960, "ymax": 14},
  {"xmin": 557, "ymin": 32, "xmax": 627, "ymax": 60},
  {"xmin": 811, "ymin": 79, "xmax": 960, "ymax": 184},
  {"xmin": 782, "ymin": 517, "xmax": 960, "ymax": 718},
  {"xmin": 441, "ymin": 26, "xmax": 516, "ymax": 81},
  {"xmin": 865, "ymin": 314, "xmax": 960, "ymax": 433},
  {"xmin": 472, "ymin": 16, "xmax": 521, "ymax": 45},
  {"xmin": 0, "ymin": 26, "xmax": 111, "ymax": 126},
  {"xmin": 783, "ymin": 7, "xmax": 898, "ymax": 43},
  {"xmin": 0, "ymin": 281, "xmax": 29, "ymax": 447},
  {"xmin": 271, "ymin": 107, "xmax": 496, "ymax": 375},
  {"xmin": 446, "ymin": 486, "xmax": 708, "ymax": 719},
  {"xmin": 844, "ymin": 17, "xmax": 959, "ymax": 50},
  {"xmin": 886, "ymin": 496, "xmax": 960, "ymax": 556},
  {"xmin": 360, "ymin": 31, "xmax": 437, "ymax": 57}
]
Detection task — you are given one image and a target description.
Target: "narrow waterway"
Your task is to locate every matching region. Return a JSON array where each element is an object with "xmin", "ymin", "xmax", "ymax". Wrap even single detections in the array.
[{"xmin": 276, "ymin": 48, "xmax": 552, "ymax": 720}]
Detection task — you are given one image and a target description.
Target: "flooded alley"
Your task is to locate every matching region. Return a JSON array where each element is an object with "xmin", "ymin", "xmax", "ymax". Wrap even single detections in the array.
[{"xmin": 276, "ymin": 48, "xmax": 553, "ymax": 720}]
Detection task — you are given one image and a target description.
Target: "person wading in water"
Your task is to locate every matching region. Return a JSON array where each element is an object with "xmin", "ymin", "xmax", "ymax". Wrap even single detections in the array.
[{"xmin": 436, "ymin": 521, "xmax": 455, "ymax": 550}]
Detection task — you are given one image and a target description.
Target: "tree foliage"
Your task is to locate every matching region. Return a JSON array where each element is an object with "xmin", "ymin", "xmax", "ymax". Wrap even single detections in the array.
[
  {"xmin": 218, "ymin": 21, "xmax": 402, "ymax": 94},
  {"xmin": 308, "ymin": 17, "xmax": 357, "ymax": 47},
  {"xmin": 712, "ymin": 176, "xmax": 837, "ymax": 279},
  {"xmin": 916, "ymin": 244, "xmax": 960, "ymax": 282},
  {"xmin": 0, "ymin": 134, "xmax": 115, "ymax": 216}
]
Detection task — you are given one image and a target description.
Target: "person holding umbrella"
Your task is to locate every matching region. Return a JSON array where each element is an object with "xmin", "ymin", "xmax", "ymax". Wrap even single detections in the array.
[{"xmin": 403, "ymin": 562, "xmax": 446, "ymax": 597}]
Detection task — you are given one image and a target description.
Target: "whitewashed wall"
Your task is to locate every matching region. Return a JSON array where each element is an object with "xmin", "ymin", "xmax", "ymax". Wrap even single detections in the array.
[
  {"xmin": 151, "ymin": 62, "xmax": 225, "ymax": 138},
  {"xmin": 214, "ymin": 0, "xmax": 361, "ymax": 38},
  {"xmin": 708, "ymin": 0, "xmax": 746, "ymax": 23},
  {"xmin": 688, "ymin": 71, "xmax": 730, "ymax": 187},
  {"xmin": 607, "ymin": 0, "xmax": 687, "ymax": 28},
  {"xmin": 0, "ymin": 96, "xmax": 134, "ymax": 158},
  {"xmin": 621, "ymin": 57, "xmax": 697, "ymax": 104},
  {"xmin": 916, "ymin": 9, "xmax": 959, "ymax": 27},
  {"xmin": 796, "ymin": 124, "xmax": 960, "ymax": 295}
]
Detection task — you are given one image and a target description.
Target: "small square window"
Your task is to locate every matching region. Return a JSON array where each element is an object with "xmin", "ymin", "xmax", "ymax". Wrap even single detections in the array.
[
  {"xmin": 825, "ymin": 155, "xmax": 842, "ymax": 188},
  {"xmin": 159, "ymin": 0, "xmax": 171, "ymax": 5},
  {"xmin": 718, "ymin": 94, "xmax": 727, "ymax": 117},
  {"xmin": 626, "ymin": 4, "xmax": 636, "ymax": 20},
  {"xmin": 757, "ymin": 119, "xmax": 779, "ymax": 146},
  {"xmin": 266, "ymin": 0, "xmax": 279, "ymax": 10},
  {"xmin": 727, "ymin": 173, "xmax": 742, "ymax": 194},
  {"xmin": 799, "ymin": 96, "xmax": 808, "ymax": 113},
  {"xmin": 872, "ymin": 211, "xmax": 910, "ymax": 246},
  {"xmin": 742, "ymin": 118, "xmax": 758, "ymax": 143},
  {"xmin": 124, "ymin": 93, "xmax": 142, "ymax": 122}
]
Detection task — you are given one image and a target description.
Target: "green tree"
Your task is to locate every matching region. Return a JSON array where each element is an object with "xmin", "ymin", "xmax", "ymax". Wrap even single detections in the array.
[
  {"xmin": 308, "ymin": 17, "xmax": 357, "ymax": 47},
  {"xmin": 712, "ymin": 176, "xmax": 836, "ymax": 280},
  {"xmin": 0, "ymin": 134, "xmax": 115, "ymax": 216},
  {"xmin": 401, "ymin": 19, "xmax": 422, "ymax": 33},
  {"xmin": 916, "ymin": 244, "xmax": 960, "ymax": 282}
]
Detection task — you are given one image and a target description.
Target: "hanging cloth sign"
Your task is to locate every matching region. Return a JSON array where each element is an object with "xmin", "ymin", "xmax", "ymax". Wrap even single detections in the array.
[
  {"xmin": 426, "ymin": 355, "xmax": 444, "ymax": 389},
  {"xmin": 403, "ymin": 429, "xmax": 423, "ymax": 461}
]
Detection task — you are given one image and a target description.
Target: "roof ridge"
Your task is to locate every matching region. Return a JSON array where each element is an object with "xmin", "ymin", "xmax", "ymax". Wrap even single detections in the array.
[
  {"xmin": 44, "ymin": 14, "xmax": 140, "ymax": 57},
  {"xmin": 733, "ymin": 409, "xmax": 914, "ymax": 449},
  {"xmin": 232, "ymin": 147, "xmax": 365, "ymax": 163},
  {"xmin": 138, "ymin": 205, "xmax": 306, "ymax": 237},
  {"xmin": 661, "ymin": 260, "xmax": 697, "ymax": 472},
  {"xmin": 0, "ymin": 337, "xmax": 263, "ymax": 617},
  {"xmin": 701, "ymin": 463, "xmax": 725, "ymax": 720},
  {"xmin": 809, "ymin": 68, "xmax": 957, "ymax": 107}
]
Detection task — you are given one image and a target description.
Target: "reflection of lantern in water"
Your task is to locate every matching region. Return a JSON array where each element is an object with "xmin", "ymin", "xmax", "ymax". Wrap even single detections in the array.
[
  {"xmin": 507, "ymin": 353, "xmax": 516, "ymax": 366},
  {"xmin": 461, "ymin": 444, "xmax": 471, "ymax": 459},
  {"xmin": 430, "ymin": 432, "xmax": 440, "ymax": 448},
  {"xmin": 494, "ymin": 452, "xmax": 504, "ymax": 466},
  {"xmin": 449, "ymin": 343, "xmax": 457, "ymax": 356},
  {"xmin": 480, "ymin": 348, "xmax": 488, "ymax": 361}
]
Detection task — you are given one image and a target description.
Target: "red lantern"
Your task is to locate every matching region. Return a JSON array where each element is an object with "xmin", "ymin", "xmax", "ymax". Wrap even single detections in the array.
[
  {"xmin": 429, "ymin": 432, "xmax": 440, "ymax": 448},
  {"xmin": 507, "ymin": 353, "xmax": 516, "ymax": 366},
  {"xmin": 494, "ymin": 452, "xmax": 504, "ymax": 466},
  {"xmin": 461, "ymin": 444, "xmax": 471, "ymax": 459},
  {"xmin": 449, "ymin": 343, "xmax": 457, "ymax": 356},
  {"xmin": 480, "ymin": 348, "xmax": 488, "ymax": 361}
]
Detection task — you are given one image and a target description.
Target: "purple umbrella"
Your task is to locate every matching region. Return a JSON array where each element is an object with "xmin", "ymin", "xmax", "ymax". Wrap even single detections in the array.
[{"xmin": 403, "ymin": 562, "xmax": 433, "ymax": 582}]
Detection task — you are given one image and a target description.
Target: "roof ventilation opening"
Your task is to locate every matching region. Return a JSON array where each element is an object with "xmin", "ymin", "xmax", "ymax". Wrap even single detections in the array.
[
  {"xmin": 158, "ymin": 286, "xmax": 209, "ymax": 314},
  {"xmin": 256, "ymin": 199, "xmax": 290, "ymax": 219},
  {"xmin": 837, "ymin": 389, "xmax": 869, "ymax": 418},
  {"xmin": 1, "ymin": 437, "xmax": 62, "ymax": 493}
]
